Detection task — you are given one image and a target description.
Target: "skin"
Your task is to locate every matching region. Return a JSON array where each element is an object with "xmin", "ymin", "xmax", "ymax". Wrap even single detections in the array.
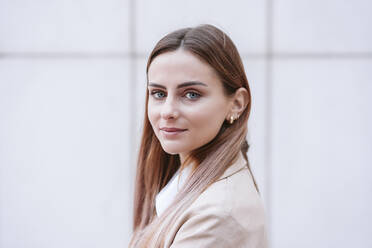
[{"xmin": 147, "ymin": 49, "xmax": 248, "ymax": 164}]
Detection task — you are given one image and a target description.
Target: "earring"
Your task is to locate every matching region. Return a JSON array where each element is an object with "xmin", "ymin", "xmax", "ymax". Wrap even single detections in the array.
[{"xmin": 229, "ymin": 115, "xmax": 234, "ymax": 124}]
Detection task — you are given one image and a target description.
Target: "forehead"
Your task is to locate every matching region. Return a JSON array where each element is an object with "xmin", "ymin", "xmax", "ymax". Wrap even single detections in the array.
[{"xmin": 147, "ymin": 49, "xmax": 221, "ymax": 87}]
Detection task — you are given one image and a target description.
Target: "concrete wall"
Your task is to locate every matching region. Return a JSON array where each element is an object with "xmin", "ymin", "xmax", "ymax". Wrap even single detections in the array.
[{"xmin": 1, "ymin": 0, "xmax": 371, "ymax": 247}]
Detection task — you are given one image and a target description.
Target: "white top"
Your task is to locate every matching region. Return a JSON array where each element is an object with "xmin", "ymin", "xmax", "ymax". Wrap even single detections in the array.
[{"xmin": 155, "ymin": 166, "xmax": 192, "ymax": 216}]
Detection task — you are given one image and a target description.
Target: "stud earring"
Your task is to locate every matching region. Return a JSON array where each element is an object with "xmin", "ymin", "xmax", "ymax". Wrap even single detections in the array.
[{"xmin": 229, "ymin": 115, "xmax": 234, "ymax": 124}]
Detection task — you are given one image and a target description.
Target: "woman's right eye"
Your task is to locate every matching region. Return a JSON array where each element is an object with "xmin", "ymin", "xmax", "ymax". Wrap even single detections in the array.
[{"xmin": 150, "ymin": 90, "xmax": 166, "ymax": 99}]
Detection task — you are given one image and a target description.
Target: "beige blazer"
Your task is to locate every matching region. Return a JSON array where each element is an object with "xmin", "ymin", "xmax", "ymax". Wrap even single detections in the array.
[{"xmin": 163, "ymin": 153, "xmax": 269, "ymax": 248}]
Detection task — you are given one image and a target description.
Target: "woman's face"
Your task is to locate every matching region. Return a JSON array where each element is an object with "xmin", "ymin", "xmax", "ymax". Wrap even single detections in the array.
[{"xmin": 147, "ymin": 49, "xmax": 232, "ymax": 162}]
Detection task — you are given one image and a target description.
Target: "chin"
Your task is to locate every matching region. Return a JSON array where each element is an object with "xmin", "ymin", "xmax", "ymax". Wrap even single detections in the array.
[
  {"xmin": 162, "ymin": 147, "xmax": 183, "ymax": 155},
  {"xmin": 160, "ymin": 143, "xmax": 188, "ymax": 155}
]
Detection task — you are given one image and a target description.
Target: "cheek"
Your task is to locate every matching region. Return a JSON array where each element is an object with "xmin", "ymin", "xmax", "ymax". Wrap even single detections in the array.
[
  {"xmin": 147, "ymin": 103, "xmax": 159, "ymax": 129},
  {"xmin": 186, "ymin": 100, "xmax": 227, "ymax": 129}
]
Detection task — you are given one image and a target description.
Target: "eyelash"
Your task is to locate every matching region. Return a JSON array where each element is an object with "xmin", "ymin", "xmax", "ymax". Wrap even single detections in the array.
[
  {"xmin": 149, "ymin": 90, "xmax": 201, "ymax": 100},
  {"xmin": 150, "ymin": 90, "xmax": 166, "ymax": 99}
]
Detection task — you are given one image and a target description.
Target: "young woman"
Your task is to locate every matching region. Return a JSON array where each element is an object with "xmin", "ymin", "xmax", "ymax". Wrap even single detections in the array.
[{"xmin": 129, "ymin": 24, "xmax": 268, "ymax": 248}]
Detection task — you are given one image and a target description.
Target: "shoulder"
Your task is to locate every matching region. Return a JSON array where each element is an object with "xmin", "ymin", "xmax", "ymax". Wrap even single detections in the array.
[
  {"xmin": 171, "ymin": 205, "xmax": 249, "ymax": 247},
  {"xmin": 169, "ymin": 168, "xmax": 268, "ymax": 247},
  {"xmin": 191, "ymin": 167, "xmax": 267, "ymax": 232}
]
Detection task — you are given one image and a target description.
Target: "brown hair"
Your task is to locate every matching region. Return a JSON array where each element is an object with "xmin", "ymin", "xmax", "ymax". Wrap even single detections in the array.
[{"xmin": 129, "ymin": 24, "xmax": 259, "ymax": 247}]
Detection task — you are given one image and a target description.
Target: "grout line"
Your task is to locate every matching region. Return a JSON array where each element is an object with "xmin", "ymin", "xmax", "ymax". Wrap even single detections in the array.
[
  {"xmin": 1, "ymin": 52, "xmax": 372, "ymax": 60},
  {"xmin": 128, "ymin": 0, "xmax": 137, "ymax": 234},
  {"xmin": 272, "ymin": 52, "xmax": 372, "ymax": 59},
  {"xmin": 0, "ymin": 52, "xmax": 130, "ymax": 59},
  {"xmin": 265, "ymin": 0, "xmax": 273, "ymax": 247}
]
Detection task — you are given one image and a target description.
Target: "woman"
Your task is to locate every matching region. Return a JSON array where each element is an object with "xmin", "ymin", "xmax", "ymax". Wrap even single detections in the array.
[{"xmin": 129, "ymin": 24, "xmax": 268, "ymax": 248}]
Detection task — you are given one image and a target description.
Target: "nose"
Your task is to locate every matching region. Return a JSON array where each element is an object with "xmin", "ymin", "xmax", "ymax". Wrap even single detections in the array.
[{"xmin": 160, "ymin": 96, "xmax": 179, "ymax": 120}]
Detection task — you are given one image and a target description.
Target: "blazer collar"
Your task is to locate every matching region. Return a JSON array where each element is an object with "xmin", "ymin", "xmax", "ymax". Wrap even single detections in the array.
[{"xmin": 217, "ymin": 152, "xmax": 247, "ymax": 181}]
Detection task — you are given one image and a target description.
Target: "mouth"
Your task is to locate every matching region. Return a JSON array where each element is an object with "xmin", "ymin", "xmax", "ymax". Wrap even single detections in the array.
[
  {"xmin": 160, "ymin": 127, "xmax": 187, "ymax": 132},
  {"xmin": 159, "ymin": 127, "xmax": 187, "ymax": 137}
]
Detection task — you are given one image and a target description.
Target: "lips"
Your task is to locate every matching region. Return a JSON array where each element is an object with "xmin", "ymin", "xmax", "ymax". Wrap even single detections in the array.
[
  {"xmin": 159, "ymin": 127, "xmax": 187, "ymax": 139},
  {"xmin": 160, "ymin": 127, "xmax": 187, "ymax": 132}
]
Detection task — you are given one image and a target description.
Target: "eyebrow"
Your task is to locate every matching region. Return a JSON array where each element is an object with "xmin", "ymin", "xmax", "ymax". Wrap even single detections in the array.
[{"xmin": 147, "ymin": 81, "xmax": 208, "ymax": 89}]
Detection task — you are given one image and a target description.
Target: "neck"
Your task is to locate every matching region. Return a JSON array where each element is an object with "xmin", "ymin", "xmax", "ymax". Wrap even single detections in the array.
[
  {"xmin": 179, "ymin": 152, "xmax": 197, "ymax": 171},
  {"xmin": 179, "ymin": 152, "xmax": 188, "ymax": 165}
]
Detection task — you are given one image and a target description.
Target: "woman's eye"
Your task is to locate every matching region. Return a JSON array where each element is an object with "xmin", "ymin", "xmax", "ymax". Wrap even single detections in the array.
[
  {"xmin": 185, "ymin": 92, "xmax": 201, "ymax": 100},
  {"xmin": 151, "ymin": 91, "xmax": 166, "ymax": 99}
]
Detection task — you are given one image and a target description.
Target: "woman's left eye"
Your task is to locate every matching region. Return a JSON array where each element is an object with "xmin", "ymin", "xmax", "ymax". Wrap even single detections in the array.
[{"xmin": 185, "ymin": 92, "xmax": 201, "ymax": 100}]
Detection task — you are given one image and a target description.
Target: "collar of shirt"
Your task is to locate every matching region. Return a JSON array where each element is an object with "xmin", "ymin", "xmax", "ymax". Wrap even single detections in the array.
[
  {"xmin": 155, "ymin": 152, "xmax": 246, "ymax": 216},
  {"xmin": 155, "ymin": 165, "xmax": 192, "ymax": 216}
]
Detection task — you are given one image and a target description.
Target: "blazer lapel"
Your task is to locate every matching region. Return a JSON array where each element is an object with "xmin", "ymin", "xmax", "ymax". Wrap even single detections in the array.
[{"xmin": 216, "ymin": 152, "xmax": 247, "ymax": 181}]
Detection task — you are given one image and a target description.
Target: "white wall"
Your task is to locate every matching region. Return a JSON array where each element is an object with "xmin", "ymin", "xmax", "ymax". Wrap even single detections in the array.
[{"xmin": 0, "ymin": 0, "xmax": 371, "ymax": 247}]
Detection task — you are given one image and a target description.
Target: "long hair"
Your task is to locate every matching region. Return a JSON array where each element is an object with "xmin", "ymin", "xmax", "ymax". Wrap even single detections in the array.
[{"xmin": 129, "ymin": 24, "xmax": 259, "ymax": 247}]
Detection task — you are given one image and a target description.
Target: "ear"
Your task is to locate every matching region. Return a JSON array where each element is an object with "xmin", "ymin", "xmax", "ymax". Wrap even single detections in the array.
[{"xmin": 226, "ymin": 87, "xmax": 249, "ymax": 122}]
